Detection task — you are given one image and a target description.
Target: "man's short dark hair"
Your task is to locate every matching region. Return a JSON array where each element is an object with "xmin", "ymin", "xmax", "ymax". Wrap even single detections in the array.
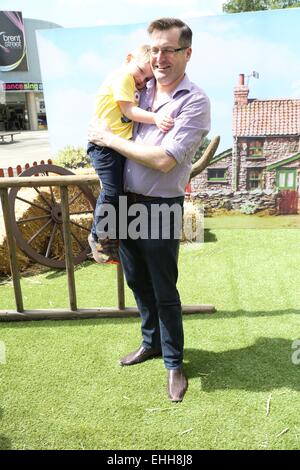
[{"xmin": 147, "ymin": 18, "xmax": 192, "ymax": 48}]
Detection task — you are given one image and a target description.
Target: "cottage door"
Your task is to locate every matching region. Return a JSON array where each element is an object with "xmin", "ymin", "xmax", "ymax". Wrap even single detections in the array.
[{"xmin": 277, "ymin": 169, "xmax": 298, "ymax": 214}]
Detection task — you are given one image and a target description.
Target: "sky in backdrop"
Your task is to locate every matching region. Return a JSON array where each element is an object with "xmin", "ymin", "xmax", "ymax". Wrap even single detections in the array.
[
  {"xmin": 0, "ymin": 0, "xmax": 225, "ymax": 28},
  {"xmin": 33, "ymin": 6, "xmax": 300, "ymax": 154}
]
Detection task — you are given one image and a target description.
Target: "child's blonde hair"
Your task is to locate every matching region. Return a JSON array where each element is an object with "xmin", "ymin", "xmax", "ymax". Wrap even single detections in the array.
[{"xmin": 131, "ymin": 44, "xmax": 151, "ymax": 64}]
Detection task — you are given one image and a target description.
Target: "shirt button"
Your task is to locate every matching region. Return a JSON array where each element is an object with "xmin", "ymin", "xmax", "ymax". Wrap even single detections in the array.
[{"xmin": 127, "ymin": 169, "xmax": 131, "ymax": 172}]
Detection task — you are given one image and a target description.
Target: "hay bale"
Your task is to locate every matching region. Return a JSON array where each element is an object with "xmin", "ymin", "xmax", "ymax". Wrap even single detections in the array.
[
  {"xmin": 0, "ymin": 230, "xmax": 30, "ymax": 275},
  {"xmin": 182, "ymin": 200, "xmax": 204, "ymax": 243}
]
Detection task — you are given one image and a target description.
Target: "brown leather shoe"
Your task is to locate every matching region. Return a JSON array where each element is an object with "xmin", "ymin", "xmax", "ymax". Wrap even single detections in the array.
[
  {"xmin": 167, "ymin": 367, "xmax": 188, "ymax": 402},
  {"xmin": 119, "ymin": 345, "xmax": 162, "ymax": 366}
]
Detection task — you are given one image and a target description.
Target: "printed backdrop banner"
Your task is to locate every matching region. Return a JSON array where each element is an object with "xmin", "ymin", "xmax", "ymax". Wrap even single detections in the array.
[
  {"xmin": 36, "ymin": 8, "xmax": 300, "ymax": 154},
  {"xmin": 0, "ymin": 11, "xmax": 28, "ymax": 72}
]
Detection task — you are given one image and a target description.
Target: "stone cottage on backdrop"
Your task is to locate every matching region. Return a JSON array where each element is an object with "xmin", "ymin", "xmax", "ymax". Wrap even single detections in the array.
[{"xmin": 192, "ymin": 74, "xmax": 300, "ymax": 214}]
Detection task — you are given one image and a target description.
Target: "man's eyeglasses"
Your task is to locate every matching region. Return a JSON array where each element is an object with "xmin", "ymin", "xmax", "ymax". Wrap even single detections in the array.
[{"xmin": 149, "ymin": 47, "xmax": 188, "ymax": 57}]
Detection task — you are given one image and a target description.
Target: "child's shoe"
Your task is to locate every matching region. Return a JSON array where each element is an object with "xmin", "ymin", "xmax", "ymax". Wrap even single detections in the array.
[
  {"xmin": 88, "ymin": 235, "xmax": 120, "ymax": 264},
  {"xmin": 88, "ymin": 234, "xmax": 110, "ymax": 264},
  {"xmin": 101, "ymin": 238, "xmax": 120, "ymax": 264}
]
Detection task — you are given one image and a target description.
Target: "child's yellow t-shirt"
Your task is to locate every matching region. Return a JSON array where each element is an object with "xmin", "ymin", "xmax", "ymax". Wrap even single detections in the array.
[{"xmin": 94, "ymin": 69, "xmax": 140, "ymax": 140}]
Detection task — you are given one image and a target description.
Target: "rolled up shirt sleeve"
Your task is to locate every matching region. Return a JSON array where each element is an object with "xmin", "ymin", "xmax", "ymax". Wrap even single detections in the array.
[{"xmin": 160, "ymin": 92, "xmax": 211, "ymax": 164}]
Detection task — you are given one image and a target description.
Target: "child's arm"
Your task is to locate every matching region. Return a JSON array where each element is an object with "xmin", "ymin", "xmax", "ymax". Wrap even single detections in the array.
[{"xmin": 118, "ymin": 101, "xmax": 174, "ymax": 133}]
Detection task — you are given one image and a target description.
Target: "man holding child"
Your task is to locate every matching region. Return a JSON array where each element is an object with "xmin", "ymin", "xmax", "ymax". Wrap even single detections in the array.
[{"xmin": 89, "ymin": 17, "xmax": 211, "ymax": 402}]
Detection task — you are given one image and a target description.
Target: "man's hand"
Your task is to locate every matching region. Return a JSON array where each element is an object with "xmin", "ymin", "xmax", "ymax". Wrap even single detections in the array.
[
  {"xmin": 87, "ymin": 116, "xmax": 176, "ymax": 173},
  {"xmin": 88, "ymin": 118, "xmax": 115, "ymax": 147},
  {"xmin": 154, "ymin": 114, "xmax": 174, "ymax": 133}
]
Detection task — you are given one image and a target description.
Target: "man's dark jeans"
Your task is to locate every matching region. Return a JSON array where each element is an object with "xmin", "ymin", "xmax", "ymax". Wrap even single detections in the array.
[
  {"xmin": 87, "ymin": 142, "xmax": 125, "ymax": 241},
  {"xmin": 119, "ymin": 196, "xmax": 184, "ymax": 370}
]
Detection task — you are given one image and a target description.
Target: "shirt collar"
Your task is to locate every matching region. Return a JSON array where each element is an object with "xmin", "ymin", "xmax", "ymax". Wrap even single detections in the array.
[
  {"xmin": 170, "ymin": 74, "xmax": 192, "ymax": 97},
  {"xmin": 146, "ymin": 73, "xmax": 192, "ymax": 97}
]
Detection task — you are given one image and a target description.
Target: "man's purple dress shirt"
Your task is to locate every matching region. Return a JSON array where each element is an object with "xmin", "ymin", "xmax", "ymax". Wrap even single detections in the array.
[{"xmin": 123, "ymin": 74, "xmax": 211, "ymax": 198}]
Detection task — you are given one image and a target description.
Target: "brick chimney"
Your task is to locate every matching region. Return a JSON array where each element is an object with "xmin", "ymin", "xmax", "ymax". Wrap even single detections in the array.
[{"xmin": 234, "ymin": 74, "xmax": 249, "ymax": 105}]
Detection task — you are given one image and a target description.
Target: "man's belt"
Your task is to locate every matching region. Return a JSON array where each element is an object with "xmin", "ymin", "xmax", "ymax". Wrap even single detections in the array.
[{"xmin": 125, "ymin": 192, "xmax": 161, "ymax": 203}]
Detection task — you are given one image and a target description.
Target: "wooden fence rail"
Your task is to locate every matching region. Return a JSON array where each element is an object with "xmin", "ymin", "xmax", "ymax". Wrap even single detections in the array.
[{"xmin": 0, "ymin": 174, "xmax": 215, "ymax": 321}]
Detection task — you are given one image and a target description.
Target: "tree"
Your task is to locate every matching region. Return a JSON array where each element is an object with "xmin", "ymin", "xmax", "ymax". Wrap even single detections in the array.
[{"xmin": 222, "ymin": 0, "xmax": 300, "ymax": 13}]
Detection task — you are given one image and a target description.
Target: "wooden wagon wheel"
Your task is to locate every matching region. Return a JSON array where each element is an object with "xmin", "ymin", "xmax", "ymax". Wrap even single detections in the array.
[{"xmin": 8, "ymin": 164, "xmax": 96, "ymax": 268}]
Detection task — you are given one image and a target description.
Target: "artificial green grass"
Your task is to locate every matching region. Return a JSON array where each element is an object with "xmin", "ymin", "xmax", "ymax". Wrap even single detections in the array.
[{"xmin": 0, "ymin": 215, "xmax": 300, "ymax": 449}]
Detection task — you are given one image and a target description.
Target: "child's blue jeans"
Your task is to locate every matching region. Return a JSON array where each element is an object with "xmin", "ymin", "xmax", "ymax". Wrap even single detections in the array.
[{"xmin": 87, "ymin": 142, "xmax": 125, "ymax": 241}]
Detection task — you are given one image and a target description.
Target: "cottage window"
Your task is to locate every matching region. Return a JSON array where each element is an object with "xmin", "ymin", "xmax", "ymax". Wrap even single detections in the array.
[
  {"xmin": 247, "ymin": 169, "xmax": 263, "ymax": 190},
  {"xmin": 247, "ymin": 139, "xmax": 264, "ymax": 158},
  {"xmin": 207, "ymin": 169, "xmax": 227, "ymax": 182},
  {"xmin": 277, "ymin": 169, "xmax": 296, "ymax": 190}
]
